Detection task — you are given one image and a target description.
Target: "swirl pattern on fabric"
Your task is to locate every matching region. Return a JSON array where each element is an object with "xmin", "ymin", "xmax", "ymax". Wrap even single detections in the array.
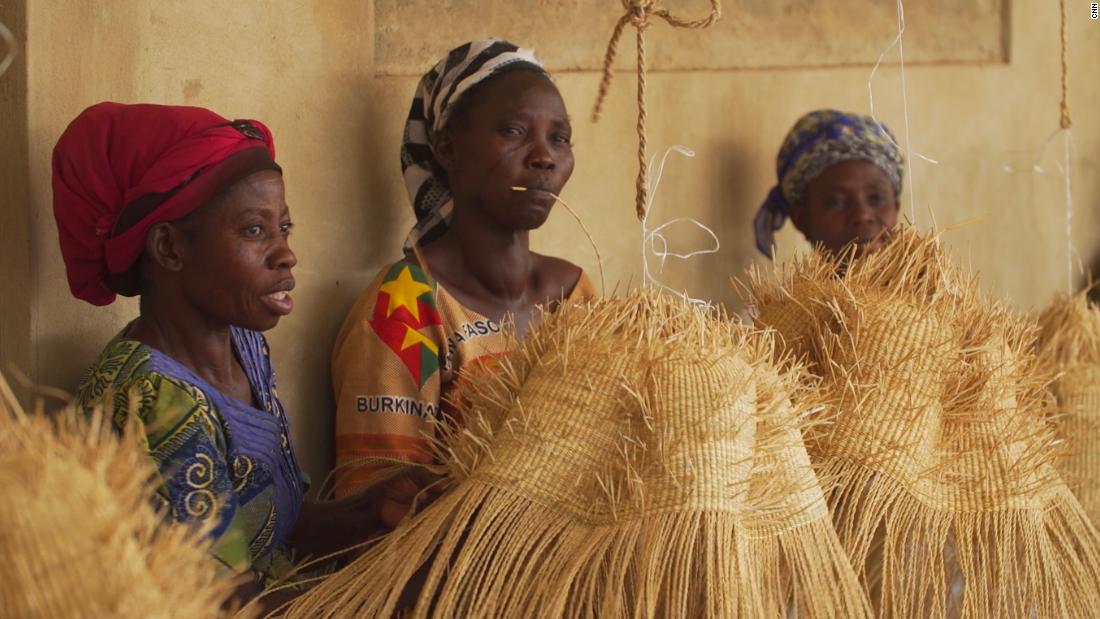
[{"xmin": 74, "ymin": 326, "xmax": 307, "ymax": 587}]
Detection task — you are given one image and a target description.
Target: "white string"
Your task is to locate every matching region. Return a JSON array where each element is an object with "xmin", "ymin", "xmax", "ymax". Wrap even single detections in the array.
[
  {"xmin": 866, "ymin": 0, "xmax": 936, "ymax": 225},
  {"xmin": 640, "ymin": 144, "xmax": 720, "ymax": 308},
  {"xmin": 894, "ymin": 0, "xmax": 918, "ymax": 223},
  {"xmin": 865, "ymin": 0, "xmax": 1079, "ymax": 296},
  {"xmin": 1029, "ymin": 127, "xmax": 1064, "ymax": 174},
  {"xmin": 1061, "ymin": 129, "xmax": 1078, "ymax": 292},
  {"xmin": 0, "ymin": 20, "xmax": 16, "ymax": 78},
  {"xmin": 1028, "ymin": 128, "xmax": 1081, "ymax": 292}
]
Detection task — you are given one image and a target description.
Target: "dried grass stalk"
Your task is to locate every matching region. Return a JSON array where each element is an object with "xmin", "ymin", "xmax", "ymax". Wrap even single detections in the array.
[
  {"xmin": 0, "ymin": 372, "xmax": 247, "ymax": 619},
  {"xmin": 745, "ymin": 227, "xmax": 1100, "ymax": 618},
  {"xmin": 282, "ymin": 290, "xmax": 871, "ymax": 618},
  {"xmin": 1037, "ymin": 293, "xmax": 1100, "ymax": 527}
]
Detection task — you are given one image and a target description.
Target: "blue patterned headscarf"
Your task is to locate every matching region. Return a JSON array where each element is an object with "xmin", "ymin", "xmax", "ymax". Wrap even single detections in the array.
[
  {"xmin": 754, "ymin": 109, "xmax": 904, "ymax": 257},
  {"xmin": 400, "ymin": 39, "xmax": 546, "ymax": 251}
]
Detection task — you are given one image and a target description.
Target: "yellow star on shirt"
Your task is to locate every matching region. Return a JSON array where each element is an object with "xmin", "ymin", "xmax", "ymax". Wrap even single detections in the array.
[
  {"xmin": 378, "ymin": 266, "xmax": 433, "ymax": 322},
  {"xmin": 401, "ymin": 324, "xmax": 439, "ymax": 355}
]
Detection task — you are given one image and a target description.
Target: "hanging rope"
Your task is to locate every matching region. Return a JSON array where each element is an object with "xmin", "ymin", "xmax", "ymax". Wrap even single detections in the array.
[
  {"xmin": 1058, "ymin": 0, "xmax": 1071, "ymax": 130},
  {"xmin": 1058, "ymin": 0, "xmax": 1075, "ymax": 292},
  {"xmin": 592, "ymin": 0, "xmax": 721, "ymax": 221}
]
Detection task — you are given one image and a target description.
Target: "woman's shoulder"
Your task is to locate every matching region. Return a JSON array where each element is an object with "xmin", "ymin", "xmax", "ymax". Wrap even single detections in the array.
[
  {"xmin": 377, "ymin": 257, "xmax": 436, "ymax": 289},
  {"xmin": 533, "ymin": 253, "xmax": 587, "ymax": 300},
  {"xmin": 333, "ymin": 257, "xmax": 446, "ymax": 354},
  {"xmin": 337, "ymin": 258, "xmax": 432, "ymax": 328},
  {"xmin": 75, "ymin": 334, "xmax": 154, "ymax": 410},
  {"xmin": 75, "ymin": 334, "xmax": 217, "ymax": 427},
  {"xmin": 352, "ymin": 258, "xmax": 438, "ymax": 304}
]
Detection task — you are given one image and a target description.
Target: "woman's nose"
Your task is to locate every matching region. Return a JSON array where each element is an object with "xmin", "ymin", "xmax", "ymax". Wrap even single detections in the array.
[
  {"xmin": 850, "ymin": 199, "xmax": 876, "ymax": 223},
  {"xmin": 270, "ymin": 238, "xmax": 298, "ymax": 270},
  {"xmin": 526, "ymin": 138, "xmax": 555, "ymax": 170}
]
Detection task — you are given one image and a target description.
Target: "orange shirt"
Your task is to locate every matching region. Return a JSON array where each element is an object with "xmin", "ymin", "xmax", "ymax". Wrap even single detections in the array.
[{"xmin": 331, "ymin": 259, "xmax": 596, "ymax": 497}]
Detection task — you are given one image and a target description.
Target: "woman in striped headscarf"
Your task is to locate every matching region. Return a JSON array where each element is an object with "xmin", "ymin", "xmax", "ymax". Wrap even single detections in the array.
[
  {"xmin": 331, "ymin": 40, "xmax": 597, "ymax": 528},
  {"xmin": 754, "ymin": 109, "xmax": 904, "ymax": 259}
]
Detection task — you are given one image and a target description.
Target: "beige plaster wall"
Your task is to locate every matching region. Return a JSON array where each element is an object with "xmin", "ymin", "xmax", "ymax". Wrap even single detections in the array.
[
  {"xmin": 7, "ymin": 0, "xmax": 1100, "ymax": 488},
  {"xmin": 1, "ymin": 1, "xmax": 31, "ymax": 403},
  {"xmin": 376, "ymin": 0, "xmax": 1008, "ymax": 73}
]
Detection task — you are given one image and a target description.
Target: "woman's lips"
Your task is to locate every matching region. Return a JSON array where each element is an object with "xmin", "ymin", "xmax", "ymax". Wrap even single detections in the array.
[
  {"xmin": 512, "ymin": 185, "xmax": 556, "ymax": 207},
  {"xmin": 526, "ymin": 189, "xmax": 555, "ymax": 206},
  {"xmin": 262, "ymin": 289, "xmax": 294, "ymax": 316}
]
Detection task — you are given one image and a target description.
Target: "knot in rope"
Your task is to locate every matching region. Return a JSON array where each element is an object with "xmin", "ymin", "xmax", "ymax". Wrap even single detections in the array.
[
  {"xmin": 623, "ymin": 0, "xmax": 656, "ymax": 29},
  {"xmin": 592, "ymin": 0, "xmax": 721, "ymax": 221}
]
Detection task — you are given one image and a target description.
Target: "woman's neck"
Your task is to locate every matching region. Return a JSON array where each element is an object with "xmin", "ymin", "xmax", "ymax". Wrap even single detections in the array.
[
  {"xmin": 130, "ymin": 292, "xmax": 239, "ymax": 386},
  {"xmin": 429, "ymin": 207, "xmax": 535, "ymax": 303}
]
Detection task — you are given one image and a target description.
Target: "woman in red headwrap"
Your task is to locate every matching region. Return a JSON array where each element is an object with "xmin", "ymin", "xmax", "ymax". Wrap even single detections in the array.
[{"xmin": 54, "ymin": 102, "xmax": 377, "ymax": 609}]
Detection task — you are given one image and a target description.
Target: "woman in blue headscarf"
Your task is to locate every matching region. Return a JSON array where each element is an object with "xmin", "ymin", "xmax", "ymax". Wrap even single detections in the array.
[{"xmin": 754, "ymin": 109, "xmax": 905, "ymax": 259}]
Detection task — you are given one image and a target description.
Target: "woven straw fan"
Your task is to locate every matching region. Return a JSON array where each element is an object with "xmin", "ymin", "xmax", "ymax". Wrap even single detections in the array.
[
  {"xmin": 746, "ymin": 227, "xmax": 1100, "ymax": 618},
  {"xmin": 0, "ymin": 372, "xmax": 248, "ymax": 619},
  {"xmin": 281, "ymin": 290, "xmax": 871, "ymax": 618},
  {"xmin": 1037, "ymin": 293, "xmax": 1100, "ymax": 528}
]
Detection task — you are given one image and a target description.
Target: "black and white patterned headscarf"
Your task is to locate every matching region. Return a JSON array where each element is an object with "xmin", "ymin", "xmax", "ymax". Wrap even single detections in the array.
[{"xmin": 401, "ymin": 39, "xmax": 545, "ymax": 251}]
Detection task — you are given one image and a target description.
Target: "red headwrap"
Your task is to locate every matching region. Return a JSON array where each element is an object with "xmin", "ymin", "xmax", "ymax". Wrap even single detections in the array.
[{"xmin": 52, "ymin": 102, "xmax": 280, "ymax": 305}]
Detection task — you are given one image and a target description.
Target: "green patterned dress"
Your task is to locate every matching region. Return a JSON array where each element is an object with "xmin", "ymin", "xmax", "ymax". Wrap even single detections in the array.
[{"xmin": 75, "ymin": 325, "xmax": 308, "ymax": 588}]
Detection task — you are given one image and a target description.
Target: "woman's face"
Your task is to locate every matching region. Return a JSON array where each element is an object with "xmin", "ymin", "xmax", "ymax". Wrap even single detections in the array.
[
  {"xmin": 437, "ymin": 70, "xmax": 575, "ymax": 231},
  {"xmin": 790, "ymin": 159, "xmax": 899, "ymax": 257},
  {"xmin": 177, "ymin": 170, "xmax": 297, "ymax": 331}
]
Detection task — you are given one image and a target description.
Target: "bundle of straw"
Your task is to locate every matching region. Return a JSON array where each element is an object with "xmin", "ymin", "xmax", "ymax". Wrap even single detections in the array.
[
  {"xmin": 0, "ymin": 373, "xmax": 247, "ymax": 619},
  {"xmin": 282, "ymin": 290, "xmax": 871, "ymax": 618},
  {"xmin": 1037, "ymin": 293, "xmax": 1100, "ymax": 527},
  {"xmin": 745, "ymin": 228, "xmax": 1100, "ymax": 618}
]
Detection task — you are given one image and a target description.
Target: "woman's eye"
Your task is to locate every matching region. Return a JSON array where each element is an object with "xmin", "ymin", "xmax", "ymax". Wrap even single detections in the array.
[
  {"xmin": 553, "ymin": 133, "xmax": 573, "ymax": 145},
  {"xmin": 243, "ymin": 225, "xmax": 264, "ymax": 238},
  {"xmin": 868, "ymin": 193, "xmax": 886, "ymax": 207},
  {"xmin": 826, "ymin": 197, "xmax": 846, "ymax": 209},
  {"xmin": 280, "ymin": 222, "xmax": 294, "ymax": 236},
  {"xmin": 501, "ymin": 125, "xmax": 524, "ymax": 137}
]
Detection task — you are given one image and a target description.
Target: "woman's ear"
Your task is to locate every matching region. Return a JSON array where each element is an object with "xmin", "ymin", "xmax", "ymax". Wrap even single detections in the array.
[
  {"xmin": 145, "ymin": 222, "xmax": 186, "ymax": 273},
  {"xmin": 431, "ymin": 129, "xmax": 459, "ymax": 174},
  {"xmin": 789, "ymin": 201, "xmax": 807, "ymax": 234}
]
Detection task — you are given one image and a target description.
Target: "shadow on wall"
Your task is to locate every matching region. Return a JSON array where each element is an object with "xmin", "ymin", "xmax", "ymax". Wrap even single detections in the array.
[
  {"xmin": 268, "ymin": 72, "xmax": 412, "ymax": 497},
  {"xmin": 347, "ymin": 77, "xmax": 408, "ymax": 270},
  {"xmin": 35, "ymin": 329, "xmax": 107, "ymax": 399},
  {"xmin": 711, "ymin": 138, "xmax": 764, "ymax": 314},
  {"xmin": 1086, "ymin": 149, "xmax": 1100, "ymax": 307},
  {"xmin": 1087, "ymin": 250, "xmax": 1100, "ymax": 306},
  {"xmin": 631, "ymin": 139, "xmax": 762, "ymax": 315}
]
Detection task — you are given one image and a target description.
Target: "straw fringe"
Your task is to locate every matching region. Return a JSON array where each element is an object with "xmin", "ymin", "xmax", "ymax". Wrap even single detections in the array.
[
  {"xmin": 1036, "ymin": 293, "xmax": 1100, "ymax": 368},
  {"xmin": 745, "ymin": 227, "xmax": 1100, "ymax": 617},
  {"xmin": 0, "ymin": 371, "xmax": 246, "ymax": 619},
  {"xmin": 1037, "ymin": 293, "xmax": 1100, "ymax": 526},
  {"xmin": 282, "ymin": 290, "xmax": 870, "ymax": 618},
  {"xmin": 823, "ymin": 461, "xmax": 1098, "ymax": 617}
]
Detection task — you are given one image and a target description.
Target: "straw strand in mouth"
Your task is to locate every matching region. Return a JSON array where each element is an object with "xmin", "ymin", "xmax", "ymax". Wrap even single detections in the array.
[{"xmin": 511, "ymin": 186, "xmax": 605, "ymax": 293}]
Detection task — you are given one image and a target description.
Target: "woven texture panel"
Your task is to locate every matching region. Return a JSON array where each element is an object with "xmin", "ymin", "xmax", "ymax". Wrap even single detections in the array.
[
  {"xmin": 285, "ymin": 290, "xmax": 870, "ymax": 618},
  {"xmin": 747, "ymin": 228, "xmax": 1100, "ymax": 618}
]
